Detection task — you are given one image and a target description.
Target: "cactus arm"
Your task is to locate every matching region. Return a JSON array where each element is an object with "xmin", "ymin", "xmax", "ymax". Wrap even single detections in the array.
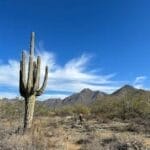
[
  {"xmin": 33, "ymin": 56, "xmax": 41, "ymax": 92},
  {"xmin": 27, "ymin": 56, "xmax": 34, "ymax": 95},
  {"xmin": 36, "ymin": 66, "xmax": 48, "ymax": 96},
  {"xmin": 19, "ymin": 51, "xmax": 26, "ymax": 97},
  {"xmin": 21, "ymin": 51, "xmax": 26, "ymax": 89},
  {"xmin": 33, "ymin": 61, "xmax": 37, "ymax": 84},
  {"xmin": 19, "ymin": 69, "xmax": 25, "ymax": 97}
]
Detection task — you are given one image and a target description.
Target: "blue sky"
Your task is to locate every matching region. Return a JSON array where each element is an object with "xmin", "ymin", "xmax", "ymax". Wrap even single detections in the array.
[{"xmin": 0, "ymin": 0, "xmax": 150, "ymax": 99}]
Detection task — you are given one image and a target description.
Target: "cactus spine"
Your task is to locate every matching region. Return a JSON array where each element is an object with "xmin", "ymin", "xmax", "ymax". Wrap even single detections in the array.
[{"xmin": 19, "ymin": 32, "xmax": 48, "ymax": 130}]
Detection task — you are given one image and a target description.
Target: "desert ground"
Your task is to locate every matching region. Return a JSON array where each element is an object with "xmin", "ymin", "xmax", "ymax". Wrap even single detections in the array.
[{"xmin": 0, "ymin": 114, "xmax": 150, "ymax": 150}]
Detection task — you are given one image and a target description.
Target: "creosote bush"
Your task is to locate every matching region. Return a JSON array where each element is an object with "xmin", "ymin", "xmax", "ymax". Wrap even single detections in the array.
[
  {"xmin": 34, "ymin": 103, "xmax": 52, "ymax": 117},
  {"xmin": 55, "ymin": 104, "xmax": 90, "ymax": 116},
  {"xmin": 0, "ymin": 100, "xmax": 24, "ymax": 119},
  {"xmin": 91, "ymin": 95, "xmax": 150, "ymax": 120}
]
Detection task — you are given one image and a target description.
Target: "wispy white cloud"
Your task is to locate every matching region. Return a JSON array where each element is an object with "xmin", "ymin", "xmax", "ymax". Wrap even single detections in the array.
[
  {"xmin": 133, "ymin": 76, "xmax": 147, "ymax": 89},
  {"xmin": 44, "ymin": 53, "xmax": 119, "ymax": 93},
  {"xmin": 0, "ymin": 50, "xmax": 123, "ymax": 99},
  {"xmin": 0, "ymin": 60, "xmax": 19, "ymax": 87}
]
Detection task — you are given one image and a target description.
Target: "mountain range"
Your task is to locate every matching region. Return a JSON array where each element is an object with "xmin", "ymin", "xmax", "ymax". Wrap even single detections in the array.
[
  {"xmin": 0, "ymin": 85, "xmax": 149, "ymax": 108},
  {"xmin": 41, "ymin": 85, "xmax": 150, "ymax": 108}
]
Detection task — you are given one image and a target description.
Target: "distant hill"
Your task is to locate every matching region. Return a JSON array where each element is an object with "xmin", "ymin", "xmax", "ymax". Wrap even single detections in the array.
[
  {"xmin": 111, "ymin": 85, "xmax": 137, "ymax": 96},
  {"xmin": 109, "ymin": 85, "xmax": 150, "ymax": 101},
  {"xmin": 42, "ymin": 88, "xmax": 106, "ymax": 108},
  {"xmin": 41, "ymin": 98, "xmax": 62, "ymax": 108},
  {"xmin": 42, "ymin": 85, "xmax": 150, "ymax": 108},
  {"xmin": 62, "ymin": 88, "xmax": 106, "ymax": 105}
]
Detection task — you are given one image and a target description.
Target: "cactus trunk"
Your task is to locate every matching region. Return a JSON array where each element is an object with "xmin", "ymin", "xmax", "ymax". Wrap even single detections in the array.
[{"xmin": 24, "ymin": 95, "xmax": 36, "ymax": 130}]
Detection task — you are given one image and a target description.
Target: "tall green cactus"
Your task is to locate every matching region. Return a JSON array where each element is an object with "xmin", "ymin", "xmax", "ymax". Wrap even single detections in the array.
[{"xmin": 19, "ymin": 32, "xmax": 48, "ymax": 130}]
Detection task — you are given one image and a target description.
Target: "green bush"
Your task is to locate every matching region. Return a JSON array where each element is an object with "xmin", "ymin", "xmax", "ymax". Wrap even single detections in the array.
[
  {"xmin": 0, "ymin": 100, "xmax": 24, "ymax": 119},
  {"xmin": 55, "ymin": 104, "xmax": 90, "ymax": 116},
  {"xmin": 34, "ymin": 103, "xmax": 51, "ymax": 116},
  {"xmin": 91, "ymin": 95, "xmax": 150, "ymax": 120},
  {"xmin": 55, "ymin": 105, "xmax": 74, "ymax": 116},
  {"xmin": 73, "ymin": 104, "xmax": 90, "ymax": 115}
]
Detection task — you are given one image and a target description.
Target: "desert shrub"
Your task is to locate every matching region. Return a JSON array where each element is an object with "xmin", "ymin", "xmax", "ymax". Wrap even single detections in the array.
[
  {"xmin": 0, "ymin": 100, "xmax": 23, "ymax": 119},
  {"xmin": 0, "ymin": 100, "xmax": 54, "ymax": 119},
  {"xmin": 91, "ymin": 95, "xmax": 150, "ymax": 120},
  {"xmin": 55, "ymin": 105, "xmax": 74, "ymax": 116},
  {"xmin": 131, "ymin": 98, "xmax": 150, "ymax": 119},
  {"xmin": 34, "ymin": 103, "xmax": 51, "ymax": 116},
  {"xmin": 55, "ymin": 104, "xmax": 90, "ymax": 116},
  {"xmin": 73, "ymin": 104, "xmax": 90, "ymax": 115},
  {"xmin": 90, "ymin": 98, "xmax": 118, "ymax": 119},
  {"xmin": 80, "ymin": 134, "xmax": 145, "ymax": 150}
]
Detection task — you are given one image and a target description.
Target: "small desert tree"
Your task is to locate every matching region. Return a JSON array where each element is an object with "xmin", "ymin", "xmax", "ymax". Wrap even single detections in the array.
[{"xmin": 19, "ymin": 32, "xmax": 48, "ymax": 131}]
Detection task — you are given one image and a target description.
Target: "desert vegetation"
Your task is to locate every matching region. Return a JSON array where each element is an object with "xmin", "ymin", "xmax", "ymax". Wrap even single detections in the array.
[{"xmin": 0, "ymin": 93, "xmax": 150, "ymax": 150}]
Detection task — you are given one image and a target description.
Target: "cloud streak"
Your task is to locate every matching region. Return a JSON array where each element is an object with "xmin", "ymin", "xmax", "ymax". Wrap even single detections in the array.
[
  {"xmin": 0, "ymin": 50, "xmax": 128, "ymax": 99},
  {"xmin": 133, "ymin": 76, "xmax": 147, "ymax": 89}
]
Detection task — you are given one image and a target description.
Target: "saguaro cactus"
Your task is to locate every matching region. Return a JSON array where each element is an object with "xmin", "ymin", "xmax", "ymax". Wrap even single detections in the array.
[{"xmin": 19, "ymin": 32, "xmax": 48, "ymax": 130}]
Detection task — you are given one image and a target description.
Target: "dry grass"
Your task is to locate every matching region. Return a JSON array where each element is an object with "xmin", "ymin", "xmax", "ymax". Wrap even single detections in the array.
[{"xmin": 0, "ymin": 115, "xmax": 150, "ymax": 150}]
